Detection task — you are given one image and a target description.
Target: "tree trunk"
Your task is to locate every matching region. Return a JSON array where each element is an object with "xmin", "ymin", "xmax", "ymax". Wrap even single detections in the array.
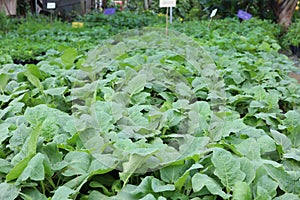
[
  {"xmin": 102, "ymin": 0, "xmax": 107, "ymax": 9},
  {"xmin": 144, "ymin": 0, "xmax": 148, "ymax": 10},
  {"xmin": 272, "ymin": 0, "xmax": 297, "ymax": 28}
]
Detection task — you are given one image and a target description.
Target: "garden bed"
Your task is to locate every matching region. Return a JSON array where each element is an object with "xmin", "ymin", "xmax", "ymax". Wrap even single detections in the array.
[{"xmin": 0, "ymin": 14, "xmax": 300, "ymax": 199}]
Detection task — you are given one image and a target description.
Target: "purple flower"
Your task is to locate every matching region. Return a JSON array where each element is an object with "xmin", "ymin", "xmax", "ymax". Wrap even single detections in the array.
[
  {"xmin": 237, "ymin": 10, "xmax": 252, "ymax": 20},
  {"xmin": 104, "ymin": 8, "xmax": 116, "ymax": 15}
]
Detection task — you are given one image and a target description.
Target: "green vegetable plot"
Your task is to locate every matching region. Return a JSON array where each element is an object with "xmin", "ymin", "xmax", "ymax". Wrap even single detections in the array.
[{"xmin": 0, "ymin": 19, "xmax": 300, "ymax": 199}]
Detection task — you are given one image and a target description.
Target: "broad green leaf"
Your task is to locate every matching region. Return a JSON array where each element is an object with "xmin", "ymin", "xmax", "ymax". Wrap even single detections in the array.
[
  {"xmin": 21, "ymin": 188, "xmax": 47, "ymax": 200},
  {"xmin": 0, "ymin": 94, "xmax": 11, "ymax": 102},
  {"xmin": 236, "ymin": 138, "xmax": 261, "ymax": 160},
  {"xmin": 0, "ymin": 73, "xmax": 10, "ymax": 92},
  {"xmin": 52, "ymin": 186, "xmax": 74, "ymax": 200},
  {"xmin": 239, "ymin": 157, "xmax": 255, "ymax": 184},
  {"xmin": 62, "ymin": 151, "xmax": 91, "ymax": 176},
  {"xmin": 255, "ymin": 178, "xmax": 277, "ymax": 199},
  {"xmin": 120, "ymin": 153, "xmax": 153, "ymax": 186},
  {"xmin": 264, "ymin": 164, "xmax": 300, "ymax": 194},
  {"xmin": 26, "ymin": 64, "xmax": 44, "ymax": 79},
  {"xmin": 257, "ymin": 135, "xmax": 276, "ymax": 154},
  {"xmin": 151, "ymin": 178, "xmax": 175, "ymax": 193},
  {"xmin": 6, "ymin": 156, "xmax": 31, "ymax": 182},
  {"xmin": 188, "ymin": 109, "xmax": 209, "ymax": 134},
  {"xmin": 209, "ymin": 115, "xmax": 247, "ymax": 141},
  {"xmin": 42, "ymin": 143, "xmax": 63, "ymax": 164},
  {"xmin": 88, "ymin": 190, "xmax": 110, "ymax": 200},
  {"xmin": 64, "ymin": 174, "xmax": 89, "ymax": 189},
  {"xmin": 131, "ymin": 92, "xmax": 150, "ymax": 104},
  {"xmin": 158, "ymin": 197, "xmax": 167, "ymax": 200},
  {"xmin": 0, "ymin": 183, "xmax": 20, "ymax": 200},
  {"xmin": 131, "ymin": 176, "xmax": 153, "ymax": 197},
  {"xmin": 178, "ymin": 136, "xmax": 210, "ymax": 160},
  {"xmin": 17, "ymin": 153, "xmax": 46, "ymax": 183},
  {"xmin": 288, "ymin": 126, "xmax": 300, "ymax": 148},
  {"xmin": 126, "ymin": 105, "xmax": 150, "ymax": 128},
  {"xmin": 88, "ymin": 158, "xmax": 116, "ymax": 175},
  {"xmin": 26, "ymin": 123, "xmax": 41, "ymax": 157},
  {"xmin": 160, "ymin": 161, "xmax": 188, "ymax": 183},
  {"xmin": 175, "ymin": 82, "xmax": 193, "ymax": 98},
  {"xmin": 113, "ymin": 138, "xmax": 159, "ymax": 157},
  {"xmin": 283, "ymin": 110, "xmax": 300, "ymax": 128},
  {"xmin": 254, "ymin": 166, "xmax": 278, "ymax": 198},
  {"xmin": 123, "ymin": 73, "xmax": 147, "ymax": 96},
  {"xmin": 25, "ymin": 72, "xmax": 44, "ymax": 92},
  {"xmin": 212, "ymin": 148, "xmax": 246, "ymax": 190},
  {"xmin": 284, "ymin": 148, "xmax": 300, "ymax": 161},
  {"xmin": 140, "ymin": 194, "xmax": 156, "ymax": 200},
  {"xmin": 175, "ymin": 163, "xmax": 203, "ymax": 191},
  {"xmin": 192, "ymin": 173, "xmax": 231, "ymax": 199},
  {"xmin": 24, "ymin": 104, "xmax": 71, "ymax": 129},
  {"xmin": 44, "ymin": 87, "xmax": 67, "ymax": 96},
  {"xmin": 232, "ymin": 181, "xmax": 252, "ymax": 200},
  {"xmin": 254, "ymin": 187, "xmax": 272, "ymax": 200},
  {"xmin": 123, "ymin": 53, "xmax": 145, "ymax": 67},
  {"xmin": 79, "ymin": 129, "xmax": 105, "ymax": 155},
  {"xmin": 270, "ymin": 130, "xmax": 292, "ymax": 152},
  {"xmin": 273, "ymin": 193, "xmax": 300, "ymax": 200},
  {"xmin": 0, "ymin": 122, "xmax": 10, "ymax": 143},
  {"xmin": 61, "ymin": 47, "xmax": 78, "ymax": 69},
  {"xmin": 92, "ymin": 102, "xmax": 115, "ymax": 133},
  {"xmin": 0, "ymin": 158, "xmax": 12, "ymax": 173},
  {"xmin": 90, "ymin": 154, "xmax": 119, "ymax": 172}
]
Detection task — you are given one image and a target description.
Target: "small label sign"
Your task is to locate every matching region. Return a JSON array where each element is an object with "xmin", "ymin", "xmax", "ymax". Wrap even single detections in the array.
[
  {"xmin": 237, "ymin": 10, "xmax": 252, "ymax": 20},
  {"xmin": 159, "ymin": 0, "xmax": 176, "ymax": 7},
  {"xmin": 47, "ymin": 2, "xmax": 56, "ymax": 9},
  {"xmin": 104, "ymin": 8, "xmax": 116, "ymax": 15}
]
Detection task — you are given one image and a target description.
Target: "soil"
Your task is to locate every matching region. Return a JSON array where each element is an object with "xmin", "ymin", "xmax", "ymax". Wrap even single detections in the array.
[{"xmin": 288, "ymin": 55, "xmax": 300, "ymax": 83}]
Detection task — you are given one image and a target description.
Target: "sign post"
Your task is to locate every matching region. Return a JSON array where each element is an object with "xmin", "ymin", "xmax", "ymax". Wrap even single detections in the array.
[
  {"xmin": 159, "ymin": 0, "xmax": 176, "ymax": 35},
  {"xmin": 46, "ymin": 2, "xmax": 56, "ymax": 23},
  {"xmin": 170, "ymin": 7, "xmax": 173, "ymax": 23},
  {"xmin": 208, "ymin": 8, "xmax": 218, "ymax": 28}
]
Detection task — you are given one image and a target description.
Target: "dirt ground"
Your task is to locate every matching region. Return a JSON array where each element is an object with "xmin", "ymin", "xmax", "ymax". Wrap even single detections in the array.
[{"xmin": 289, "ymin": 56, "xmax": 300, "ymax": 83}]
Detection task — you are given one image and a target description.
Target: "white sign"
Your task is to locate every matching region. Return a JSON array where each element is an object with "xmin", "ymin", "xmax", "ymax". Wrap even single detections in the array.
[
  {"xmin": 210, "ymin": 8, "xmax": 218, "ymax": 18},
  {"xmin": 159, "ymin": 0, "xmax": 176, "ymax": 7},
  {"xmin": 47, "ymin": 2, "xmax": 56, "ymax": 9}
]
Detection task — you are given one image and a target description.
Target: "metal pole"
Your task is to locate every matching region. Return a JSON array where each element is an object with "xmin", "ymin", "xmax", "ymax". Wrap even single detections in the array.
[{"xmin": 170, "ymin": 7, "xmax": 172, "ymax": 23}]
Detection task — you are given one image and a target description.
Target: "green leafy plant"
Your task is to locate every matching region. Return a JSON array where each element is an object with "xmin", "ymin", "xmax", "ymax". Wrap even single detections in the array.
[
  {"xmin": 283, "ymin": 19, "xmax": 300, "ymax": 47},
  {"xmin": 0, "ymin": 15, "xmax": 300, "ymax": 199}
]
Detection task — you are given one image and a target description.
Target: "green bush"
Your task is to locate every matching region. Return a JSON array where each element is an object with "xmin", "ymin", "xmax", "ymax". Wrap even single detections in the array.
[
  {"xmin": 0, "ymin": 10, "xmax": 17, "ymax": 34},
  {"xmin": 149, "ymin": 0, "xmax": 276, "ymax": 21},
  {"xmin": 283, "ymin": 19, "xmax": 300, "ymax": 47}
]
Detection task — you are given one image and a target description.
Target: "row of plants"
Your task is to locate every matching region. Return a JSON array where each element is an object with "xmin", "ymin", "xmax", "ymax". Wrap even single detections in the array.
[
  {"xmin": 0, "ymin": 11, "xmax": 164, "ymax": 63},
  {"xmin": 2, "ymin": 11, "xmax": 300, "ymax": 64},
  {"xmin": 282, "ymin": 19, "xmax": 300, "ymax": 56},
  {"xmin": 1, "ymin": 13, "xmax": 300, "ymax": 199}
]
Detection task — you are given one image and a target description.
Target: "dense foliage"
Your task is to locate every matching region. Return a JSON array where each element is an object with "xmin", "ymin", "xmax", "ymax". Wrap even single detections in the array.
[
  {"xmin": 128, "ymin": 0, "xmax": 276, "ymax": 21},
  {"xmin": 0, "ymin": 12, "xmax": 164, "ymax": 63},
  {"xmin": 283, "ymin": 19, "xmax": 300, "ymax": 47},
  {"xmin": 0, "ymin": 13, "xmax": 300, "ymax": 199}
]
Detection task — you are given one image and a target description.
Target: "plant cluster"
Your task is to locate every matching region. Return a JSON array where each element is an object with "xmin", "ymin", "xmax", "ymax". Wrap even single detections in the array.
[
  {"xmin": 0, "ymin": 15, "xmax": 300, "ymax": 199},
  {"xmin": 283, "ymin": 19, "xmax": 300, "ymax": 47},
  {"xmin": 0, "ymin": 12, "xmax": 164, "ymax": 63},
  {"xmin": 150, "ymin": 0, "xmax": 276, "ymax": 21}
]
